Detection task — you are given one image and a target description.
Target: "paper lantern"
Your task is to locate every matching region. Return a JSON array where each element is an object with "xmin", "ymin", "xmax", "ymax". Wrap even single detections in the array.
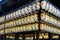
[
  {"xmin": 34, "ymin": 15, "xmax": 37, "ymax": 22},
  {"xmin": 35, "ymin": 23, "xmax": 38, "ymax": 30},
  {"xmin": 12, "ymin": 12, "xmax": 16, "ymax": 18},
  {"xmin": 40, "ymin": 24, "xmax": 44, "ymax": 30},
  {"xmin": 24, "ymin": 17, "xmax": 27, "ymax": 24},
  {"xmin": 23, "ymin": 26, "xmax": 25, "ymax": 31},
  {"xmin": 32, "ymin": 3, "xmax": 36, "ymax": 11},
  {"xmin": 15, "ymin": 10, "xmax": 19, "ymax": 18},
  {"xmin": 28, "ymin": 25, "xmax": 32, "ymax": 31},
  {"xmin": 46, "ymin": 2, "xmax": 50, "ymax": 10},
  {"xmin": 36, "ymin": 2, "xmax": 40, "ymax": 10},
  {"xmin": 24, "ymin": 7, "xmax": 29, "ymax": 14},
  {"xmin": 51, "ymin": 17, "xmax": 54, "ymax": 24},
  {"xmin": 51, "ymin": 6, "xmax": 54, "ymax": 14},
  {"xmin": 18, "ymin": 10, "xmax": 22, "ymax": 16},
  {"xmin": 0, "ymin": 24, "xmax": 4, "ymax": 29},
  {"xmin": 18, "ymin": 19, "xmax": 21, "ymax": 25},
  {"xmin": 21, "ymin": 8, "xmax": 25, "ymax": 15},
  {"xmin": 28, "ymin": 5, "xmax": 32, "ymax": 13},
  {"xmin": 41, "ymin": 1, "xmax": 46, "ymax": 9},
  {"xmin": 27, "ymin": 16, "xmax": 30, "ymax": 23},
  {"xmin": 40, "ymin": 13, "xmax": 45, "ymax": 21}
]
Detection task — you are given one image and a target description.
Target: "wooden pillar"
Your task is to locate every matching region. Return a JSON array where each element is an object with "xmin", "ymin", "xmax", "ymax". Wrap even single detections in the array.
[
  {"xmin": 1, "ymin": 34, "xmax": 6, "ymax": 40},
  {"xmin": 15, "ymin": 33, "xmax": 19, "ymax": 40},
  {"xmin": 48, "ymin": 33, "xmax": 52, "ymax": 40},
  {"xmin": 22, "ymin": 34, "xmax": 25, "ymax": 40},
  {"xmin": 33, "ymin": 32, "xmax": 35, "ymax": 40},
  {"xmin": 59, "ymin": 35, "xmax": 60, "ymax": 40},
  {"xmin": 36, "ymin": 30, "xmax": 40, "ymax": 40}
]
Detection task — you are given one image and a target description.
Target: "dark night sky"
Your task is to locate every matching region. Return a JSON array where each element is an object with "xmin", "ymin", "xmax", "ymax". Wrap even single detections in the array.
[
  {"xmin": 0, "ymin": 0, "xmax": 60, "ymax": 11},
  {"xmin": 0, "ymin": 0, "xmax": 60, "ymax": 16},
  {"xmin": 0, "ymin": 0, "xmax": 60, "ymax": 8},
  {"xmin": 49, "ymin": 0, "xmax": 60, "ymax": 9},
  {"xmin": 0, "ymin": 0, "xmax": 9, "ymax": 4}
]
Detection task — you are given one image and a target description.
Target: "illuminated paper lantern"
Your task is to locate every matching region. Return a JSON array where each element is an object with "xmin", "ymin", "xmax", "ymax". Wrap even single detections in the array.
[
  {"xmin": 32, "ymin": 3, "xmax": 36, "ymax": 11},
  {"xmin": 23, "ymin": 18, "xmax": 25, "ymax": 24},
  {"xmin": 26, "ymin": 17, "xmax": 29, "ymax": 24},
  {"xmin": 17, "ymin": 20, "xmax": 19, "ymax": 25},
  {"xmin": 24, "ymin": 17, "xmax": 27, "ymax": 24},
  {"xmin": 0, "ymin": 24, "xmax": 4, "ymax": 29},
  {"xmin": 18, "ymin": 10, "xmax": 22, "ymax": 16},
  {"xmin": 21, "ymin": 18, "xmax": 24, "ymax": 24},
  {"xmin": 28, "ymin": 5, "xmax": 32, "ymax": 13},
  {"xmin": 14, "ymin": 20, "xmax": 17, "ymax": 26},
  {"xmin": 40, "ymin": 13, "xmax": 45, "ymax": 21},
  {"xmin": 40, "ymin": 24, "xmax": 44, "ymax": 30},
  {"xmin": 13, "ymin": 12, "xmax": 16, "ymax": 18},
  {"xmin": 49, "ymin": 17, "xmax": 51, "ymax": 24},
  {"xmin": 47, "ymin": 14, "xmax": 50, "ymax": 22},
  {"xmin": 36, "ymin": 2, "xmax": 40, "ymax": 10},
  {"xmin": 0, "ymin": 30, "xmax": 3, "ymax": 34},
  {"xmin": 28, "ymin": 25, "xmax": 32, "ymax": 31},
  {"xmin": 34, "ymin": 14, "xmax": 38, "ymax": 22},
  {"xmin": 30, "ymin": 16, "xmax": 34, "ymax": 22},
  {"xmin": 53, "ymin": 8, "xmax": 56, "ymax": 15},
  {"xmin": 9, "ymin": 14, "xmax": 11, "ymax": 20},
  {"xmin": 18, "ymin": 19, "xmax": 21, "ymax": 25},
  {"xmin": 46, "ymin": 2, "xmax": 50, "ymax": 10},
  {"xmin": 13, "ymin": 20, "xmax": 17, "ymax": 26},
  {"xmin": 51, "ymin": 17, "xmax": 54, "ymax": 24},
  {"xmin": 49, "ymin": 4, "xmax": 52, "ymax": 12},
  {"xmin": 24, "ymin": 7, "xmax": 29, "ymax": 14},
  {"xmin": 41, "ymin": 1, "xmax": 46, "ymax": 9},
  {"xmin": 45, "ymin": 14, "xmax": 48, "ymax": 22},
  {"xmin": 27, "ymin": 16, "xmax": 30, "ymax": 23},
  {"xmin": 21, "ymin": 8, "xmax": 25, "ymax": 15},
  {"xmin": 50, "ymin": 5, "xmax": 53, "ymax": 14},
  {"xmin": 25, "ymin": 25, "xmax": 28, "ymax": 31},
  {"xmin": 23, "ymin": 17, "xmax": 26, "ymax": 24},
  {"xmin": 15, "ymin": 10, "xmax": 19, "ymax": 18},
  {"xmin": 23, "ymin": 26, "xmax": 25, "ymax": 31},
  {"xmin": 18, "ymin": 27, "xmax": 21, "ymax": 32},
  {"xmin": 32, "ymin": 24, "xmax": 35, "ymax": 30},
  {"xmin": 20, "ymin": 19, "xmax": 22, "ymax": 25},
  {"xmin": 51, "ymin": 6, "xmax": 54, "ymax": 14},
  {"xmin": 19, "ymin": 10, "xmax": 23, "ymax": 16},
  {"xmin": 20, "ymin": 26, "xmax": 23, "ymax": 32},
  {"xmin": 56, "ymin": 9, "xmax": 59, "ymax": 16},
  {"xmin": 35, "ymin": 23, "xmax": 38, "ymax": 30},
  {"xmin": 5, "ymin": 23, "xmax": 8, "ymax": 28},
  {"xmin": 29, "ymin": 25, "xmax": 32, "ymax": 31}
]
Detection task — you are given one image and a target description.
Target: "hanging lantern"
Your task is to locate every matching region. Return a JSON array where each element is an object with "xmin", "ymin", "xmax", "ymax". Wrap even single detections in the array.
[
  {"xmin": 24, "ymin": 7, "xmax": 29, "ymax": 14},
  {"xmin": 41, "ymin": 1, "xmax": 47, "ymax": 10},
  {"xmin": 32, "ymin": 3, "xmax": 36, "ymax": 11},
  {"xmin": 21, "ymin": 8, "xmax": 25, "ymax": 16},
  {"xmin": 28, "ymin": 5, "xmax": 32, "ymax": 13},
  {"xmin": 36, "ymin": 2, "xmax": 40, "ymax": 10}
]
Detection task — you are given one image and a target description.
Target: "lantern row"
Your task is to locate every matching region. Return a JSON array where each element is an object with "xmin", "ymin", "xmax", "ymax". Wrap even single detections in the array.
[
  {"xmin": 41, "ymin": 13, "xmax": 60, "ymax": 28},
  {"xmin": 0, "ymin": 2, "xmax": 40, "ymax": 24},
  {"xmin": 0, "ymin": 23, "xmax": 59, "ymax": 34},
  {"xmin": 41, "ymin": 1, "xmax": 60, "ymax": 18},
  {"xmin": 40, "ymin": 23, "xmax": 60, "ymax": 34},
  {"xmin": 0, "ymin": 23, "xmax": 38, "ymax": 34},
  {"xmin": 0, "ymin": 14, "xmax": 38, "ymax": 29},
  {"xmin": 6, "ymin": 35, "xmax": 59, "ymax": 39}
]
